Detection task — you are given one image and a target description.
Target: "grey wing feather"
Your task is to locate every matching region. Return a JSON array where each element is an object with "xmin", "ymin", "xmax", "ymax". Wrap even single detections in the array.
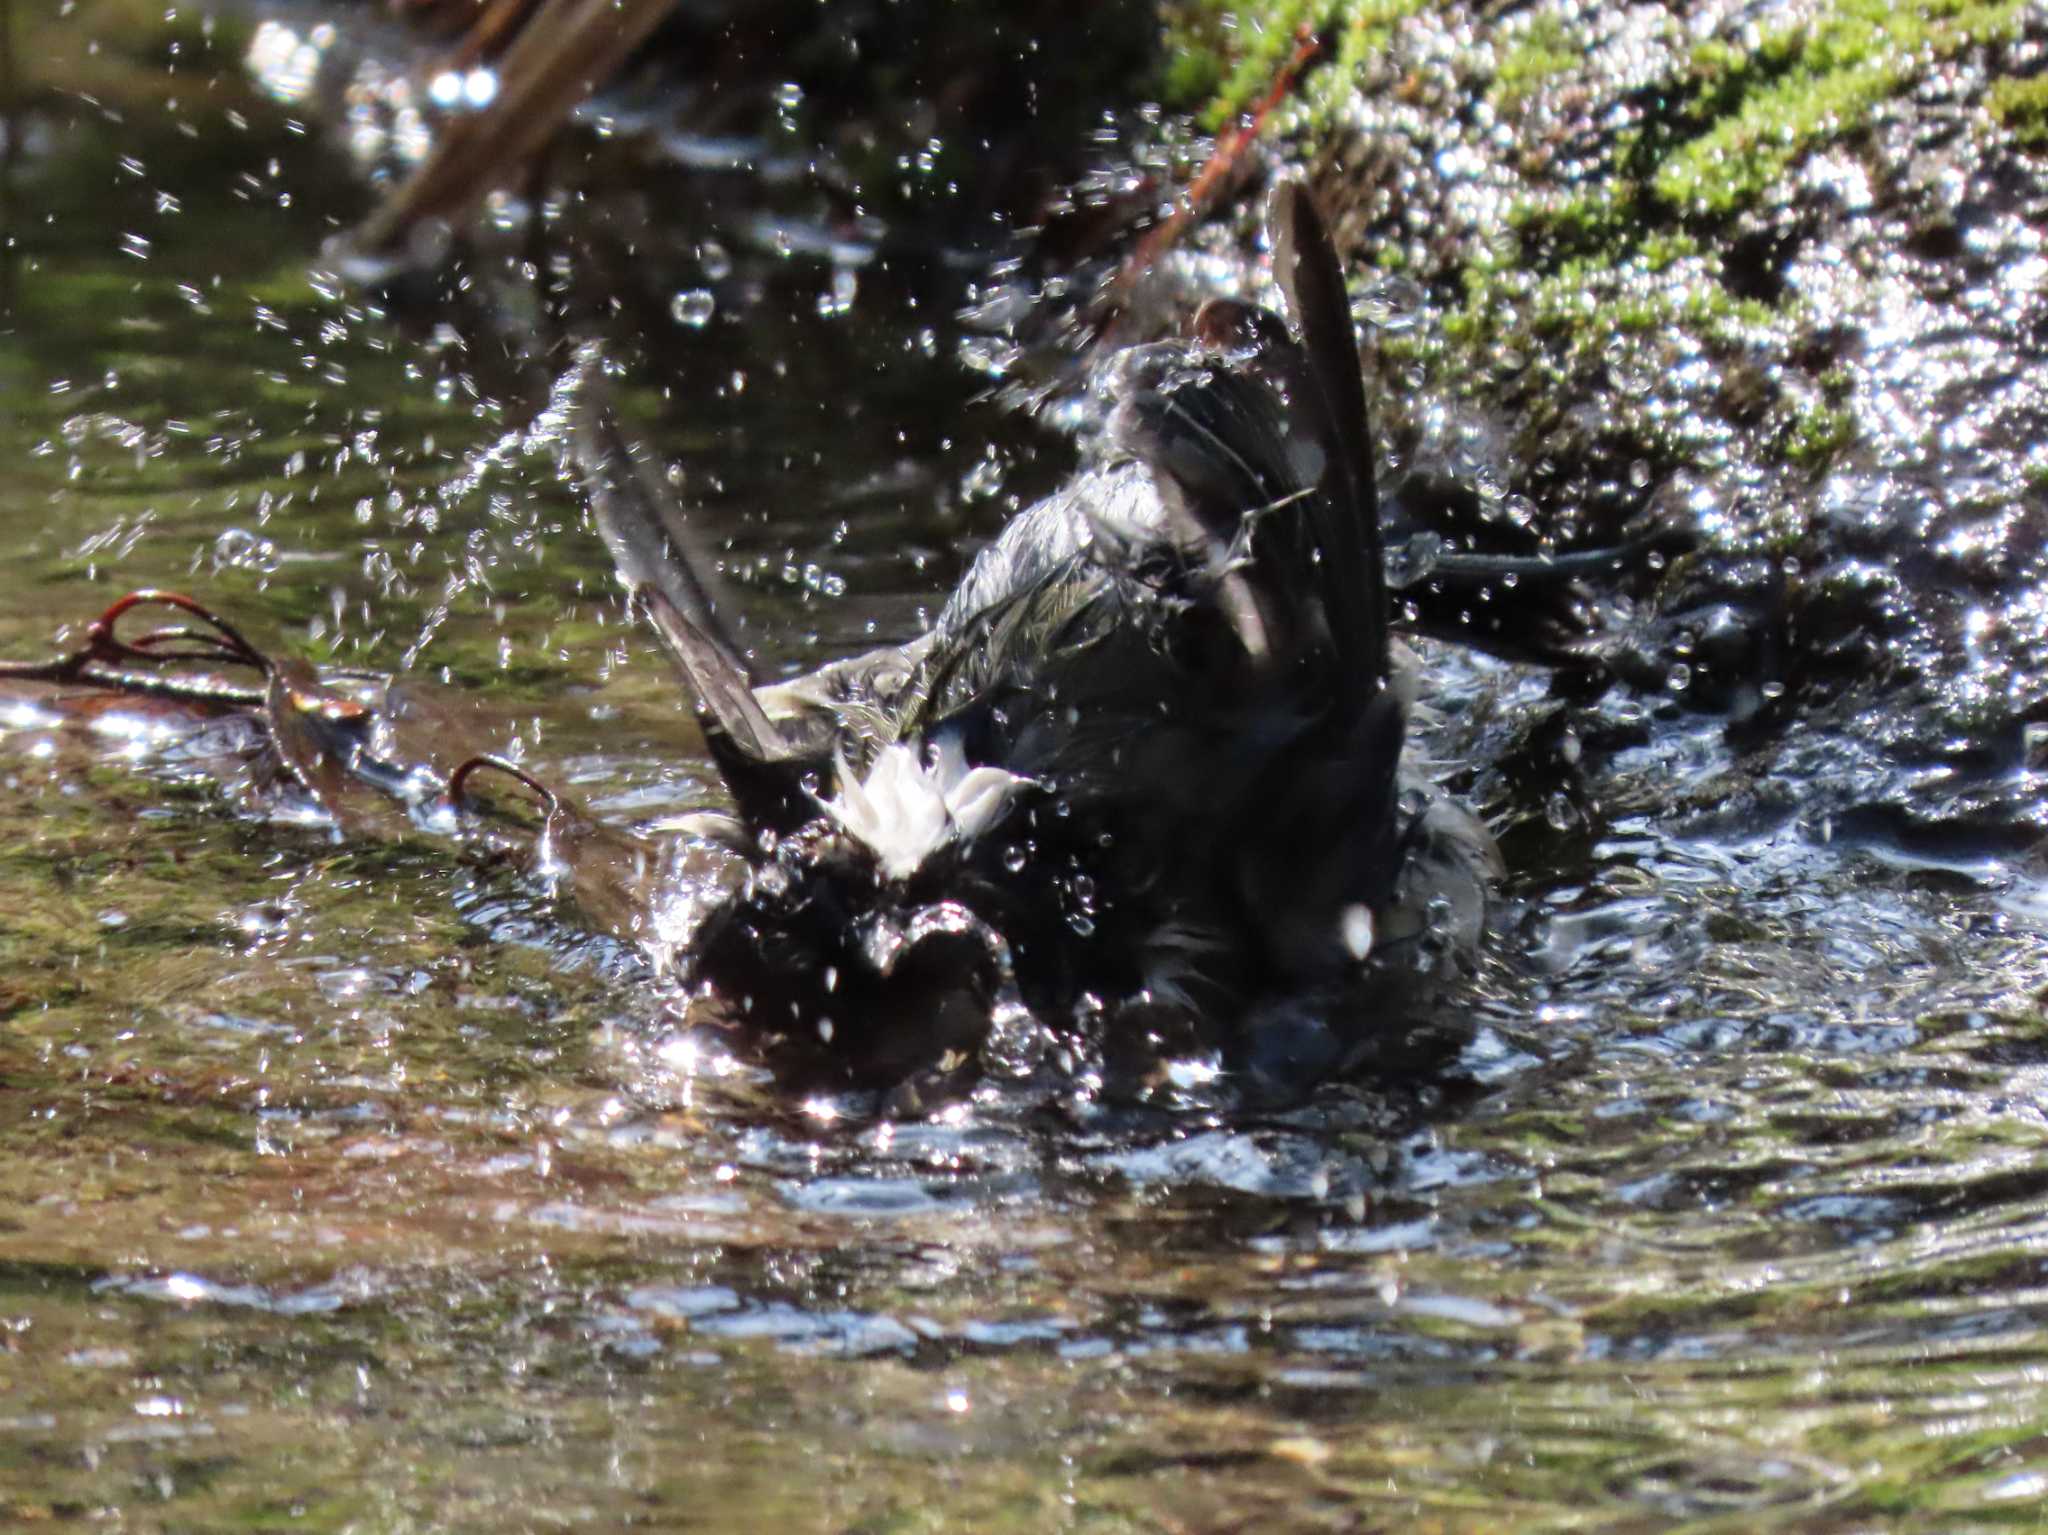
[
  {"xmin": 569, "ymin": 350, "xmax": 819, "ymax": 767},
  {"xmin": 569, "ymin": 351, "xmax": 753, "ymax": 684},
  {"xmin": 635, "ymin": 587, "xmax": 802, "ymax": 765}
]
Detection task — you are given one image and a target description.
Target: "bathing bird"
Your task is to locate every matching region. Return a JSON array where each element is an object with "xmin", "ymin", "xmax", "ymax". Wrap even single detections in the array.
[{"xmin": 575, "ymin": 180, "xmax": 1503, "ymax": 1090}]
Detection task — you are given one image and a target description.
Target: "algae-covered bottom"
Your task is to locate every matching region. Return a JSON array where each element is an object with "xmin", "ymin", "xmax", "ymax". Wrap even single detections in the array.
[{"xmin": 3, "ymin": 8, "xmax": 2048, "ymax": 1533}]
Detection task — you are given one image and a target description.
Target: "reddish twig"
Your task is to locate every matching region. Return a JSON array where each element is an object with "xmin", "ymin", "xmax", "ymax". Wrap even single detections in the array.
[
  {"xmin": 0, "ymin": 588, "xmax": 270, "ymax": 705},
  {"xmin": 1110, "ymin": 25, "xmax": 1322, "ymax": 306},
  {"xmin": 90, "ymin": 590, "xmax": 270, "ymax": 672}
]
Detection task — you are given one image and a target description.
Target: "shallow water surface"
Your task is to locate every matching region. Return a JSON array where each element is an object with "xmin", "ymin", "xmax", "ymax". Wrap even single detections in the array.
[{"xmin": 3, "ymin": 9, "xmax": 2048, "ymax": 1533}]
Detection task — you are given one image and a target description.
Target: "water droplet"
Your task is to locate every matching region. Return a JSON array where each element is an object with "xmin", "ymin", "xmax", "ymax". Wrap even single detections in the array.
[
  {"xmin": 1665, "ymin": 662, "xmax": 1692, "ymax": 692},
  {"xmin": 426, "ymin": 67, "xmax": 497, "ymax": 111},
  {"xmin": 670, "ymin": 289, "xmax": 715, "ymax": 328},
  {"xmin": 1384, "ymin": 530, "xmax": 1443, "ymax": 588},
  {"xmin": 212, "ymin": 527, "xmax": 278, "ymax": 574},
  {"xmin": 957, "ymin": 334, "xmax": 1020, "ymax": 378},
  {"xmin": 697, "ymin": 240, "xmax": 732, "ymax": 281},
  {"xmin": 1353, "ymin": 274, "xmax": 1426, "ymax": 331},
  {"xmin": 1001, "ymin": 843, "xmax": 1028, "ymax": 874},
  {"xmin": 1423, "ymin": 894, "xmax": 1457, "ymax": 941},
  {"xmin": 815, "ymin": 267, "xmax": 858, "ymax": 319}
]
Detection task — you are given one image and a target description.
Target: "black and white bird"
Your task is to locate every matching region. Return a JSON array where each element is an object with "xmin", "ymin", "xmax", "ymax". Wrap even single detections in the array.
[{"xmin": 573, "ymin": 182, "xmax": 1505, "ymax": 1090}]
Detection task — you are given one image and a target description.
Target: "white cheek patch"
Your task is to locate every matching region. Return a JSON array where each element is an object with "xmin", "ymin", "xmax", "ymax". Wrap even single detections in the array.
[{"xmin": 818, "ymin": 742, "xmax": 1031, "ymax": 882}]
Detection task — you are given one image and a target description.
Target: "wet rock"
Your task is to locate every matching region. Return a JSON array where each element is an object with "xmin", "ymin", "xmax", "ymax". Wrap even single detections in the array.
[{"xmin": 1168, "ymin": 0, "xmax": 2048, "ymax": 842}]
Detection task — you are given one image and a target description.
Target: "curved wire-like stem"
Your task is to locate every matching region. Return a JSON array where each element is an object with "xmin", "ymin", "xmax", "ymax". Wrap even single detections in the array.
[
  {"xmin": 0, "ymin": 588, "xmax": 270, "ymax": 705},
  {"xmin": 447, "ymin": 753, "xmax": 561, "ymax": 818}
]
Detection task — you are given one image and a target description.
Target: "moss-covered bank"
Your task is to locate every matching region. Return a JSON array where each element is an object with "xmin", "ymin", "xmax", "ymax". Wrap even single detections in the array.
[{"xmin": 1158, "ymin": 1, "xmax": 2048, "ymax": 749}]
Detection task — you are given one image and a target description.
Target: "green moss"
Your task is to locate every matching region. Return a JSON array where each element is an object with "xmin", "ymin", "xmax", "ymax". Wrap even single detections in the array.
[
  {"xmin": 1161, "ymin": 0, "xmax": 1426, "ymax": 127},
  {"xmin": 1308, "ymin": 1, "xmax": 1425, "ymax": 118},
  {"xmin": 1148, "ymin": 0, "xmax": 2019, "ymax": 416},
  {"xmin": 1490, "ymin": 12, "xmax": 1583, "ymax": 110},
  {"xmin": 1988, "ymin": 72, "xmax": 2048, "ymax": 146},
  {"xmin": 1346, "ymin": 0, "xmax": 2033, "ymax": 487},
  {"xmin": 1784, "ymin": 403, "xmax": 1859, "ymax": 466},
  {"xmin": 1161, "ymin": 0, "xmax": 1311, "ymax": 121},
  {"xmin": 1168, "ymin": 0, "xmax": 2023, "ymax": 181},
  {"xmin": 1656, "ymin": 0, "xmax": 2029, "ymax": 215}
]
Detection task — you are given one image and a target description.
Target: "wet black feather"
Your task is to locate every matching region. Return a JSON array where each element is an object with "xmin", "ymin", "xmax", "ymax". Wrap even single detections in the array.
[{"xmin": 569, "ymin": 181, "xmax": 1481, "ymax": 1072}]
